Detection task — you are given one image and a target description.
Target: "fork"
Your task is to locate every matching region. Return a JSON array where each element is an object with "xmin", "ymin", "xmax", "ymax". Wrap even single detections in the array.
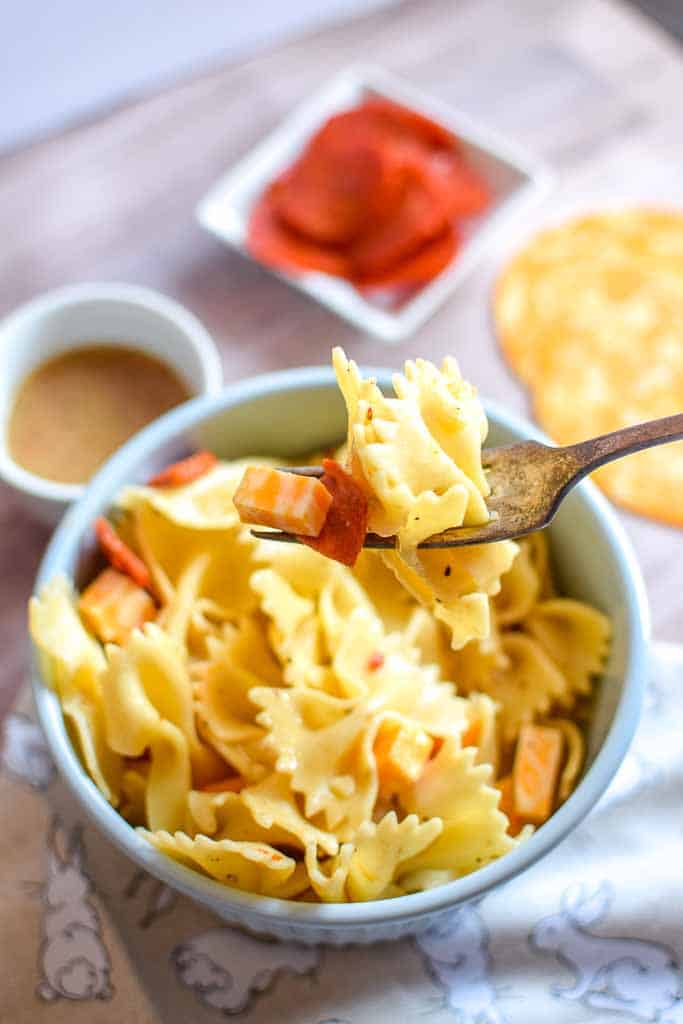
[{"xmin": 251, "ymin": 413, "xmax": 683, "ymax": 549}]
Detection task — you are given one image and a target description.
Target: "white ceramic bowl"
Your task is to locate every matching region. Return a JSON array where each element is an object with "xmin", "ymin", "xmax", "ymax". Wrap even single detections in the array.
[
  {"xmin": 0, "ymin": 283, "xmax": 223, "ymax": 524},
  {"xmin": 197, "ymin": 64, "xmax": 552, "ymax": 343},
  {"xmin": 31, "ymin": 367, "xmax": 649, "ymax": 944}
]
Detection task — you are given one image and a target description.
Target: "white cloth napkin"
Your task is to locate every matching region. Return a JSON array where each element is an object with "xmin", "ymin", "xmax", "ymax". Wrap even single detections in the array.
[{"xmin": 2, "ymin": 644, "xmax": 682, "ymax": 1024}]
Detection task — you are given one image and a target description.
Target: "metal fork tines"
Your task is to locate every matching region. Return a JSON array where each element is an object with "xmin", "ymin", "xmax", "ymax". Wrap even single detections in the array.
[{"xmin": 250, "ymin": 413, "xmax": 683, "ymax": 549}]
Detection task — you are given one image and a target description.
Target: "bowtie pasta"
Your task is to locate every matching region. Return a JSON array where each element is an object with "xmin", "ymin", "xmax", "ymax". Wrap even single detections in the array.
[{"xmin": 30, "ymin": 351, "xmax": 610, "ymax": 903}]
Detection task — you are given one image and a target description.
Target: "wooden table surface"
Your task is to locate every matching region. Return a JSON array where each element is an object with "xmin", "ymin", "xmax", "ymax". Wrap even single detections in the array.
[{"xmin": 1, "ymin": 0, "xmax": 682, "ymax": 719}]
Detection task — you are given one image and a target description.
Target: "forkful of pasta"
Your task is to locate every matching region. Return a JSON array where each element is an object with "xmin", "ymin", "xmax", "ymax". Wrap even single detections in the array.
[{"xmin": 237, "ymin": 412, "xmax": 683, "ymax": 562}]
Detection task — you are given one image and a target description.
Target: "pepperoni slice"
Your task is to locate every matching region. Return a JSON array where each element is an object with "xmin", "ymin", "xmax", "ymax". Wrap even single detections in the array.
[
  {"xmin": 354, "ymin": 227, "xmax": 458, "ymax": 288},
  {"xmin": 299, "ymin": 459, "xmax": 368, "ymax": 567},
  {"xmin": 348, "ymin": 159, "xmax": 449, "ymax": 276},
  {"xmin": 359, "ymin": 97, "xmax": 457, "ymax": 149},
  {"xmin": 148, "ymin": 451, "xmax": 217, "ymax": 487},
  {"xmin": 431, "ymin": 151, "xmax": 491, "ymax": 218},
  {"xmin": 95, "ymin": 516, "xmax": 151, "ymax": 590},
  {"xmin": 272, "ymin": 113, "xmax": 406, "ymax": 244},
  {"xmin": 247, "ymin": 187, "xmax": 352, "ymax": 277}
]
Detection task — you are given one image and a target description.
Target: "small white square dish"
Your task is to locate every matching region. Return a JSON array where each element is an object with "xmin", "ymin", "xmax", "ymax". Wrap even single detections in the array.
[{"xmin": 197, "ymin": 64, "xmax": 552, "ymax": 343}]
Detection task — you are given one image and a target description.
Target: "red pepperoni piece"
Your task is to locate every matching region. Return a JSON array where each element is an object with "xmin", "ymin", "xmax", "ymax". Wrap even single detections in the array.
[{"xmin": 299, "ymin": 459, "xmax": 368, "ymax": 567}]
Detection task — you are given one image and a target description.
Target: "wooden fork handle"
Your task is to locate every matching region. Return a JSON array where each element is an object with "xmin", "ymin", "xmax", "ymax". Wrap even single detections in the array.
[{"xmin": 565, "ymin": 412, "xmax": 683, "ymax": 478}]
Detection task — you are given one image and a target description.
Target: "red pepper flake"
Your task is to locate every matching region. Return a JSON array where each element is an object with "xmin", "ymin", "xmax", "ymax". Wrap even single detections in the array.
[
  {"xmin": 366, "ymin": 407, "xmax": 374, "ymax": 421},
  {"xmin": 367, "ymin": 651, "xmax": 385, "ymax": 672}
]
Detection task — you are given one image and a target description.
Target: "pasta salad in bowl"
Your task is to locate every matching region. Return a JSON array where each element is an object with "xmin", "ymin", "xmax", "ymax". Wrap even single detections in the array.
[{"xmin": 29, "ymin": 352, "xmax": 648, "ymax": 943}]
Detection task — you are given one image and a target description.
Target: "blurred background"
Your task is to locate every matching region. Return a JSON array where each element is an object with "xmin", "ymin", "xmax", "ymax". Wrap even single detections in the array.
[{"xmin": 2, "ymin": 0, "xmax": 680, "ymax": 154}]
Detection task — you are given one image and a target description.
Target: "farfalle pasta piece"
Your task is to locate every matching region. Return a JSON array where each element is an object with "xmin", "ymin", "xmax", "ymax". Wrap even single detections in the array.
[
  {"xmin": 194, "ymin": 722, "xmax": 267, "ymax": 783},
  {"xmin": 333, "ymin": 348, "xmax": 487, "ymax": 544},
  {"xmin": 193, "ymin": 623, "xmax": 272, "ymax": 745},
  {"xmin": 29, "ymin": 576, "xmax": 123, "ymax": 805},
  {"xmin": 413, "ymin": 541, "xmax": 519, "ymax": 606},
  {"xmin": 191, "ymin": 621, "xmax": 273, "ymax": 781},
  {"xmin": 400, "ymin": 742, "xmax": 515, "ymax": 879},
  {"xmin": 187, "ymin": 597, "xmax": 233, "ymax": 658},
  {"xmin": 116, "ymin": 624, "xmax": 222, "ymax": 782},
  {"xmin": 434, "ymin": 594, "xmax": 491, "ymax": 652},
  {"xmin": 252, "ymin": 537, "xmax": 337, "ymax": 598},
  {"xmin": 494, "ymin": 538, "xmax": 541, "ymax": 626},
  {"xmin": 467, "ymin": 632, "xmax": 568, "ymax": 745},
  {"xmin": 30, "ymin": 575, "xmax": 105, "ymax": 698},
  {"xmin": 103, "ymin": 653, "xmax": 189, "ymax": 831},
  {"xmin": 333, "ymin": 347, "xmax": 524, "ymax": 650},
  {"xmin": 187, "ymin": 784, "xmax": 337, "ymax": 873},
  {"xmin": 158, "ymin": 552, "xmax": 209, "ymax": 646},
  {"xmin": 305, "ymin": 842, "xmax": 354, "ymax": 902},
  {"xmin": 331, "ymin": 606, "xmax": 417, "ymax": 700},
  {"xmin": 402, "ymin": 606, "xmax": 449, "ymax": 668},
  {"xmin": 242, "ymin": 774, "xmax": 339, "ymax": 855},
  {"xmin": 352, "ymin": 549, "xmax": 416, "ymax": 631},
  {"xmin": 447, "ymin": 616, "xmax": 507, "ymax": 693},
  {"xmin": 250, "ymin": 568, "xmax": 327, "ymax": 688},
  {"xmin": 393, "ymin": 356, "xmax": 489, "ymax": 496},
  {"xmin": 318, "ymin": 567, "xmax": 377, "ymax": 657},
  {"xmin": 525, "ymin": 599, "xmax": 611, "ymax": 701},
  {"xmin": 121, "ymin": 501, "xmax": 259, "ymax": 618},
  {"xmin": 120, "ymin": 460, "xmax": 263, "ymax": 531},
  {"xmin": 101, "ymin": 625, "xmax": 224, "ymax": 829},
  {"xmin": 139, "ymin": 830, "xmax": 309, "ymax": 897},
  {"xmin": 346, "ymin": 811, "xmax": 443, "ymax": 901},
  {"xmin": 252, "ymin": 543, "xmax": 351, "ymax": 685},
  {"xmin": 382, "ymin": 551, "xmax": 489, "ymax": 651},
  {"xmin": 372, "ymin": 660, "xmax": 469, "ymax": 742},
  {"xmin": 404, "ymin": 605, "xmax": 504, "ymax": 694},
  {"xmin": 252, "ymin": 686, "xmax": 377, "ymax": 834},
  {"xmin": 187, "ymin": 789, "xmax": 290, "ymax": 846},
  {"xmin": 382, "ymin": 536, "xmax": 517, "ymax": 650},
  {"xmin": 251, "ymin": 568, "xmax": 314, "ymax": 641}
]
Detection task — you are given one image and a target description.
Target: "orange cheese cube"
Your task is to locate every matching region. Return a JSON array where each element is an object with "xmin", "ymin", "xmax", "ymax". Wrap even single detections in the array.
[
  {"xmin": 374, "ymin": 719, "xmax": 433, "ymax": 795},
  {"xmin": 495, "ymin": 775, "xmax": 525, "ymax": 837},
  {"xmin": 512, "ymin": 723, "xmax": 564, "ymax": 824},
  {"xmin": 79, "ymin": 568, "xmax": 156, "ymax": 646},
  {"xmin": 233, "ymin": 466, "xmax": 332, "ymax": 537}
]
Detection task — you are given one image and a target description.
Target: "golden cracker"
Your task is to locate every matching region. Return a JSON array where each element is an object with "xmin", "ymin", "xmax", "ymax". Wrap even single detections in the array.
[{"xmin": 494, "ymin": 209, "xmax": 683, "ymax": 525}]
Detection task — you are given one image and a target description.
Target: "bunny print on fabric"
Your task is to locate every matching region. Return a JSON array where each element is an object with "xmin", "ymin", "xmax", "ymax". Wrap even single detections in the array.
[
  {"xmin": 36, "ymin": 818, "xmax": 113, "ymax": 1002},
  {"xmin": 171, "ymin": 926, "xmax": 320, "ymax": 1014},
  {"xmin": 124, "ymin": 868, "xmax": 178, "ymax": 929},
  {"xmin": 1, "ymin": 712, "xmax": 55, "ymax": 790},
  {"xmin": 416, "ymin": 903, "xmax": 505, "ymax": 1023},
  {"xmin": 531, "ymin": 881, "xmax": 681, "ymax": 1021}
]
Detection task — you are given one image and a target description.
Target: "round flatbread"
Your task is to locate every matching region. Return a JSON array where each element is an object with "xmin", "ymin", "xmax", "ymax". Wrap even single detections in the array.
[{"xmin": 494, "ymin": 209, "xmax": 683, "ymax": 526}]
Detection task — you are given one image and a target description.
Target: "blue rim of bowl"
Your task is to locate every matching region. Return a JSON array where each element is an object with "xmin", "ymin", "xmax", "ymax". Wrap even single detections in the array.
[{"xmin": 31, "ymin": 365, "xmax": 650, "ymax": 931}]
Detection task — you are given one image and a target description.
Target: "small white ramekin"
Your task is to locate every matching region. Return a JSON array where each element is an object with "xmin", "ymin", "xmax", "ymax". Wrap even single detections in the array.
[{"xmin": 0, "ymin": 283, "xmax": 223, "ymax": 524}]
